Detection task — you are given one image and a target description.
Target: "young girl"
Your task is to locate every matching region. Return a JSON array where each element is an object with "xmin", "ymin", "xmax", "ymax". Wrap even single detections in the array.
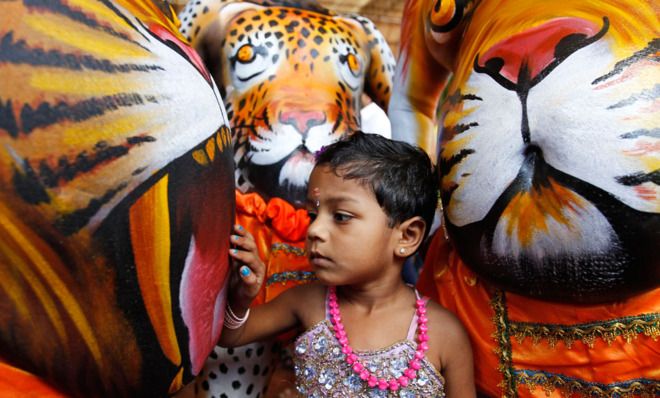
[{"xmin": 223, "ymin": 132, "xmax": 475, "ymax": 397}]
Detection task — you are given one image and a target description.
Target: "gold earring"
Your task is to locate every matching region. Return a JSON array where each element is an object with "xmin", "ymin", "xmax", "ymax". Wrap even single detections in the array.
[{"xmin": 399, "ymin": 248, "xmax": 405, "ymax": 254}]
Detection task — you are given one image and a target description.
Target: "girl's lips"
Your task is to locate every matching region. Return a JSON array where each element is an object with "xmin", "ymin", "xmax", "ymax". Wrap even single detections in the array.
[{"xmin": 309, "ymin": 252, "xmax": 332, "ymax": 267}]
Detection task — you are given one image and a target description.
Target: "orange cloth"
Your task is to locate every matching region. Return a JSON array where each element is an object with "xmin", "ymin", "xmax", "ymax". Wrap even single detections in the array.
[
  {"xmin": 419, "ymin": 232, "xmax": 660, "ymax": 397},
  {"xmin": 235, "ymin": 190, "xmax": 313, "ymax": 306},
  {"xmin": 0, "ymin": 360, "xmax": 67, "ymax": 398}
]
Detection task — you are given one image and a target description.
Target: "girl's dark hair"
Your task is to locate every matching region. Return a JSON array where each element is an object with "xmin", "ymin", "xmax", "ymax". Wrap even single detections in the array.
[{"xmin": 315, "ymin": 131, "xmax": 438, "ymax": 239}]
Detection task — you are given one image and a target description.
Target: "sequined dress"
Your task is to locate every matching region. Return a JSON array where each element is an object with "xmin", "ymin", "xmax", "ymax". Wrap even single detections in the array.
[{"xmin": 293, "ymin": 290, "xmax": 446, "ymax": 397}]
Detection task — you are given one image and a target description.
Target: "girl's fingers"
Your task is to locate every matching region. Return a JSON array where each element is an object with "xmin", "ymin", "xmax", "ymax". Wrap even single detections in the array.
[
  {"xmin": 229, "ymin": 225, "xmax": 263, "ymax": 293},
  {"xmin": 238, "ymin": 265, "xmax": 259, "ymax": 285},
  {"xmin": 235, "ymin": 264, "xmax": 261, "ymax": 293},
  {"xmin": 230, "ymin": 232, "xmax": 257, "ymax": 252},
  {"xmin": 229, "ymin": 249, "xmax": 264, "ymax": 275},
  {"xmin": 229, "ymin": 247, "xmax": 248, "ymax": 263},
  {"xmin": 233, "ymin": 224, "xmax": 247, "ymax": 236}
]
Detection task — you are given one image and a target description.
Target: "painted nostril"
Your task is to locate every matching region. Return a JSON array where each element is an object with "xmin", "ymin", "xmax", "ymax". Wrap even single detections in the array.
[
  {"xmin": 476, "ymin": 17, "xmax": 605, "ymax": 86},
  {"xmin": 279, "ymin": 110, "xmax": 326, "ymax": 134}
]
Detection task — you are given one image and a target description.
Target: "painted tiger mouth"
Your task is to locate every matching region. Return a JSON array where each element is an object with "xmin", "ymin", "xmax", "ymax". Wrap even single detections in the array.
[
  {"xmin": 108, "ymin": 125, "xmax": 235, "ymax": 379},
  {"xmin": 443, "ymin": 148, "xmax": 658, "ymax": 303}
]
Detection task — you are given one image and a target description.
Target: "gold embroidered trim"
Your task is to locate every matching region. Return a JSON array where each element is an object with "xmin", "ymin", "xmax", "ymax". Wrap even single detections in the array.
[
  {"xmin": 270, "ymin": 242, "xmax": 306, "ymax": 256},
  {"xmin": 509, "ymin": 314, "xmax": 660, "ymax": 348},
  {"xmin": 490, "ymin": 293, "xmax": 660, "ymax": 397},
  {"xmin": 265, "ymin": 271, "xmax": 316, "ymax": 287},
  {"xmin": 491, "ymin": 290, "xmax": 517, "ymax": 397},
  {"xmin": 516, "ymin": 371, "xmax": 660, "ymax": 398}
]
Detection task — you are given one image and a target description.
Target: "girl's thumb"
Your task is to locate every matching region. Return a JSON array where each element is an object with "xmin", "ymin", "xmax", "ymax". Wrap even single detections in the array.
[{"xmin": 239, "ymin": 265, "xmax": 251, "ymax": 278}]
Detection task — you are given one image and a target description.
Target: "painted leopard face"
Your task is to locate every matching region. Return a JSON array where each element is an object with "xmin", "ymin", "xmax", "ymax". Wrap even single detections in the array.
[{"xmin": 181, "ymin": 0, "xmax": 395, "ymax": 207}]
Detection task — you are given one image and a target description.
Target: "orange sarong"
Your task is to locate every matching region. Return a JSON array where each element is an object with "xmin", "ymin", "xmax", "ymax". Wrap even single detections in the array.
[
  {"xmin": 235, "ymin": 190, "xmax": 313, "ymax": 306},
  {"xmin": 418, "ymin": 232, "xmax": 660, "ymax": 397},
  {"xmin": 0, "ymin": 360, "xmax": 67, "ymax": 398}
]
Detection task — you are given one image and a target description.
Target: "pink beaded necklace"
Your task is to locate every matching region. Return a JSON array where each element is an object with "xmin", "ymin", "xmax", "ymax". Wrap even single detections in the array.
[{"xmin": 327, "ymin": 286, "xmax": 430, "ymax": 392}]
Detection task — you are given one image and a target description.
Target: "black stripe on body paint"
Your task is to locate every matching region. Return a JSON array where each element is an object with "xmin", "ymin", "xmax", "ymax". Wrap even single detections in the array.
[
  {"xmin": 607, "ymin": 84, "xmax": 659, "ymax": 110},
  {"xmin": 592, "ymin": 39, "xmax": 659, "ymax": 85},
  {"xmin": 98, "ymin": 0, "xmax": 149, "ymax": 42},
  {"xmin": 616, "ymin": 170, "xmax": 660, "ymax": 186},
  {"xmin": 36, "ymin": 136, "xmax": 157, "ymax": 188},
  {"xmin": 447, "ymin": 122, "xmax": 478, "ymax": 136},
  {"xmin": 12, "ymin": 160, "xmax": 50, "ymax": 204},
  {"xmin": 55, "ymin": 182, "xmax": 128, "ymax": 235},
  {"xmin": 0, "ymin": 32, "xmax": 163, "ymax": 73},
  {"xmin": 620, "ymin": 128, "xmax": 660, "ymax": 139},
  {"xmin": 24, "ymin": 0, "xmax": 147, "ymax": 49},
  {"xmin": 0, "ymin": 99, "xmax": 19, "ymax": 137},
  {"xmin": 331, "ymin": 112, "xmax": 343, "ymax": 133},
  {"xmin": 19, "ymin": 92, "xmax": 157, "ymax": 134},
  {"xmin": 93, "ymin": 191, "xmax": 178, "ymax": 397},
  {"xmin": 132, "ymin": 166, "xmax": 147, "ymax": 176},
  {"xmin": 439, "ymin": 148, "xmax": 475, "ymax": 178},
  {"xmin": 12, "ymin": 135, "xmax": 156, "ymax": 205},
  {"xmin": 447, "ymin": 91, "xmax": 483, "ymax": 104}
]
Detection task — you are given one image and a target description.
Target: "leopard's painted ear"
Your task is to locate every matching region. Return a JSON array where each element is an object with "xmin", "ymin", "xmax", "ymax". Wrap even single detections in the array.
[
  {"xmin": 179, "ymin": 0, "xmax": 259, "ymax": 43},
  {"xmin": 342, "ymin": 14, "xmax": 397, "ymax": 111}
]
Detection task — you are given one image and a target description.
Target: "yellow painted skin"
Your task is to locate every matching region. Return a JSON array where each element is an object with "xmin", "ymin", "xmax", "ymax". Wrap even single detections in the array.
[{"xmin": 0, "ymin": 0, "xmax": 233, "ymax": 396}]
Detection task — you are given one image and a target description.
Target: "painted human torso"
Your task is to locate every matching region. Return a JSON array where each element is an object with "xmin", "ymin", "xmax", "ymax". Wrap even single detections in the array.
[
  {"xmin": 390, "ymin": 1, "xmax": 660, "ymax": 395},
  {"xmin": 0, "ymin": 1, "xmax": 234, "ymax": 396},
  {"xmin": 181, "ymin": 0, "xmax": 395, "ymax": 206},
  {"xmin": 391, "ymin": 0, "xmax": 659, "ymax": 303}
]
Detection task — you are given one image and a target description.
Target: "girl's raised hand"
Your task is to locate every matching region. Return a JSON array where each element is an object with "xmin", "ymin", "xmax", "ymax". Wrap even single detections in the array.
[{"xmin": 229, "ymin": 225, "xmax": 265, "ymax": 307}]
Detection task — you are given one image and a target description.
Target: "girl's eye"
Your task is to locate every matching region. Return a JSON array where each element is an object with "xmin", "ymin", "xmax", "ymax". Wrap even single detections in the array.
[{"xmin": 334, "ymin": 213, "xmax": 352, "ymax": 222}]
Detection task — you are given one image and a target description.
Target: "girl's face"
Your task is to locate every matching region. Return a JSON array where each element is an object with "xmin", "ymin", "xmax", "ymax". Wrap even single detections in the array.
[{"xmin": 305, "ymin": 165, "xmax": 400, "ymax": 286}]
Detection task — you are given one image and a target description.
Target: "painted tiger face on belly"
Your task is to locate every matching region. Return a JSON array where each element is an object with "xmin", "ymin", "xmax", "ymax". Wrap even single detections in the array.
[
  {"xmin": 0, "ymin": 1, "xmax": 234, "ymax": 395},
  {"xmin": 391, "ymin": 0, "xmax": 659, "ymax": 303},
  {"xmin": 181, "ymin": 0, "xmax": 395, "ymax": 207}
]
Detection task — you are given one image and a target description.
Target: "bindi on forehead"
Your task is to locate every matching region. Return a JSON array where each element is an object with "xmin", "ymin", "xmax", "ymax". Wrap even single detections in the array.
[{"xmin": 312, "ymin": 187, "xmax": 321, "ymax": 207}]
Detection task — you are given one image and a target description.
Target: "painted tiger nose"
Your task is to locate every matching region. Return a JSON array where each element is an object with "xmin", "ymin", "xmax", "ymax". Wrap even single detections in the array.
[
  {"xmin": 279, "ymin": 110, "xmax": 326, "ymax": 135},
  {"xmin": 476, "ymin": 17, "xmax": 606, "ymax": 86}
]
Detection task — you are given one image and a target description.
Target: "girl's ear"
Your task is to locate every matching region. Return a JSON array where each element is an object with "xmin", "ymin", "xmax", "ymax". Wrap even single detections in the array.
[{"xmin": 395, "ymin": 216, "xmax": 426, "ymax": 258}]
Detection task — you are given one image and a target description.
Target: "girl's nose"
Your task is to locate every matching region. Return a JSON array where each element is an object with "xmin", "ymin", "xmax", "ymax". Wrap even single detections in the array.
[{"xmin": 306, "ymin": 217, "xmax": 324, "ymax": 241}]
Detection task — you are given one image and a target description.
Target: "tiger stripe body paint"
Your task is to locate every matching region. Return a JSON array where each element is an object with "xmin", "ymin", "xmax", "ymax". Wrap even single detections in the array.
[
  {"xmin": 391, "ymin": 0, "xmax": 659, "ymax": 396},
  {"xmin": 0, "ymin": 1, "xmax": 235, "ymax": 396}
]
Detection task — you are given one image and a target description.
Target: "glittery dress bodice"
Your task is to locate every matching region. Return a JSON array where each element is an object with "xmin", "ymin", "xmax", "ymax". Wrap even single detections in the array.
[{"xmin": 293, "ymin": 290, "xmax": 445, "ymax": 397}]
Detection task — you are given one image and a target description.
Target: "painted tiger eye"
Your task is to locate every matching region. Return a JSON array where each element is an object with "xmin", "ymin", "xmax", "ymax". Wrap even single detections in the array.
[
  {"xmin": 346, "ymin": 53, "xmax": 360, "ymax": 74},
  {"xmin": 237, "ymin": 44, "xmax": 255, "ymax": 63}
]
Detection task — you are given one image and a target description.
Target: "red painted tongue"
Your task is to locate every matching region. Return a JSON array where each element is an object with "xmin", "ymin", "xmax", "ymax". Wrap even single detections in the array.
[
  {"xmin": 177, "ymin": 155, "xmax": 234, "ymax": 375},
  {"xmin": 179, "ymin": 233, "xmax": 229, "ymax": 375}
]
